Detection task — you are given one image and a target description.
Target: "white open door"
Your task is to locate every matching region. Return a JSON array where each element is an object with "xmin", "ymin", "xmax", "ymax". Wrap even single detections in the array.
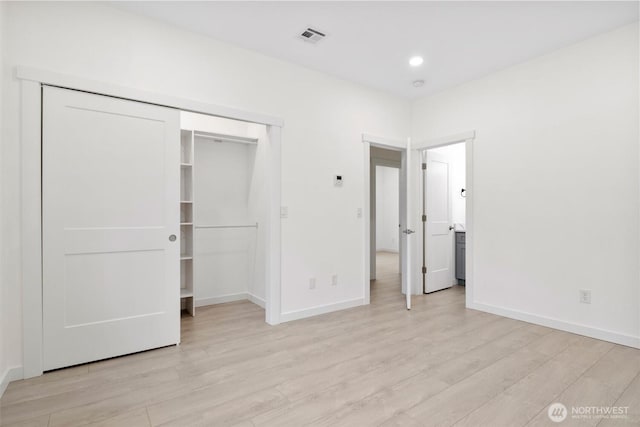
[
  {"xmin": 424, "ymin": 149, "xmax": 453, "ymax": 293},
  {"xmin": 401, "ymin": 140, "xmax": 414, "ymax": 309},
  {"xmin": 43, "ymin": 86, "xmax": 180, "ymax": 371}
]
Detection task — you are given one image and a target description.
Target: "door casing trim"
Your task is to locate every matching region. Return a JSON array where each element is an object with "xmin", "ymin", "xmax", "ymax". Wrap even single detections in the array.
[
  {"xmin": 362, "ymin": 134, "xmax": 408, "ymax": 306},
  {"xmin": 414, "ymin": 132, "xmax": 475, "ymax": 310}
]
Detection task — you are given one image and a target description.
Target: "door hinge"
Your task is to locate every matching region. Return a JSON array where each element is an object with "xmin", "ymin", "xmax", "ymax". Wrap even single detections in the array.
[
  {"xmin": 422, "ymin": 215, "xmax": 427, "ymax": 222},
  {"xmin": 422, "ymin": 267, "xmax": 427, "ymax": 274},
  {"xmin": 422, "ymin": 163, "xmax": 427, "ymax": 170}
]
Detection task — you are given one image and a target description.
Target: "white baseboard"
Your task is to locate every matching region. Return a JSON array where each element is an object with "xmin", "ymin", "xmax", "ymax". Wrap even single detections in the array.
[
  {"xmin": 195, "ymin": 293, "xmax": 248, "ymax": 307},
  {"xmin": 280, "ymin": 298, "xmax": 365, "ymax": 323},
  {"xmin": 247, "ymin": 293, "xmax": 265, "ymax": 308},
  {"xmin": 196, "ymin": 292, "xmax": 266, "ymax": 309},
  {"xmin": 0, "ymin": 366, "xmax": 23, "ymax": 398},
  {"xmin": 469, "ymin": 301, "xmax": 640, "ymax": 349}
]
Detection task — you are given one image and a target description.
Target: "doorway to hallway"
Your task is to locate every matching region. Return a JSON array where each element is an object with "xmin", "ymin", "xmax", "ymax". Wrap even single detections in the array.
[
  {"xmin": 421, "ymin": 141, "xmax": 467, "ymax": 294},
  {"xmin": 373, "ymin": 251, "xmax": 401, "ymax": 298},
  {"xmin": 363, "ymin": 135, "xmax": 412, "ymax": 310},
  {"xmin": 370, "ymin": 147, "xmax": 402, "ymax": 296},
  {"xmin": 375, "ymin": 165, "xmax": 400, "ymax": 264}
]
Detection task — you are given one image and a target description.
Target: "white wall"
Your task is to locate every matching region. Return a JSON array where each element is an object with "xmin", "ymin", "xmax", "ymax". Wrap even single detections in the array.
[
  {"xmin": 2, "ymin": 2, "xmax": 410, "ymax": 372},
  {"xmin": 429, "ymin": 142, "xmax": 466, "ymax": 228},
  {"xmin": 375, "ymin": 166, "xmax": 400, "ymax": 252},
  {"xmin": 412, "ymin": 23, "xmax": 639, "ymax": 347}
]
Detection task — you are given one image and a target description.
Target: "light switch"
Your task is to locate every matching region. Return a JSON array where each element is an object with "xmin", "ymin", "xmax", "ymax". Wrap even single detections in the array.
[{"xmin": 334, "ymin": 175, "xmax": 343, "ymax": 187}]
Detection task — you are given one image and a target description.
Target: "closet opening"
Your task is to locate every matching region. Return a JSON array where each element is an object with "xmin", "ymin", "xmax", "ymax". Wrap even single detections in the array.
[{"xmin": 180, "ymin": 112, "xmax": 270, "ymax": 317}]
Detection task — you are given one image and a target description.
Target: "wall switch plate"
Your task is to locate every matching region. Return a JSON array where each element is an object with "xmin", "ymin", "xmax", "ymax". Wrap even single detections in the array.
[
  {"xmin": 331, "ymin": 274, "xmax": 338, "ymax": 286},
  {"xmin": 357, "ymin": 208, "xmax": 362, "ymax": 218},
  {"xmin": 334, "ymin": 175, "xmax": 343, "ymax": 187},
  {"xmin": 309, "ymin": 278, "xmax": 316, "ymax": 290},
  {"xmin": 280, "ymin": 206, "xmax": 288, "ymax": 219},
  {"xmin": 579, "ymin": 289, "xmax": 591, "ymax": 304}
]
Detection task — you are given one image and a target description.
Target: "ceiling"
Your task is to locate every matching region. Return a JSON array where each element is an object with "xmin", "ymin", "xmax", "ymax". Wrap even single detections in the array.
[{"xmin": 114, "ymin": 1, "xmax": 639, "ymax": 99}]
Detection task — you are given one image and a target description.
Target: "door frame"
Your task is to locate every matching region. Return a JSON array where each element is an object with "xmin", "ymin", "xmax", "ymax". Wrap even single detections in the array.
[
  {"xmin": 414, "ymin": 131, "xmax": 475, "ymax": 308},
  {"xmin": 18, "ymin": 66, "xmax": 284, "ymax": 378},
  {"xmin": 362, "ymin": 134, "xmax": 408, "ymax": 305}
]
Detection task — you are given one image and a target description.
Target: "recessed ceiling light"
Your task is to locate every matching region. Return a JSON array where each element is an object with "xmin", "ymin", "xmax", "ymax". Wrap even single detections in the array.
[
  {"xmin": 413, "ymin": 79, "xmax": 425, "ymax": 88},
  {"xmin": 409, "ymin": 56, "xmax": 424, "ymax": 67}
]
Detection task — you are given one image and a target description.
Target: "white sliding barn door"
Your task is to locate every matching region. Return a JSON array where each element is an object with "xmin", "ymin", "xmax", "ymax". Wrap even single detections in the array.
[{"xmin": 42, "ymin": 87, "xmax": 180, "ymax": 371}]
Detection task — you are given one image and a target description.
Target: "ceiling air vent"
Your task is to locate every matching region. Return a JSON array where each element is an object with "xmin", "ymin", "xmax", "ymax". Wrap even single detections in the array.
[{"xmin": 298, "ymin": 27, "xmax": 326, "ymax": 44}]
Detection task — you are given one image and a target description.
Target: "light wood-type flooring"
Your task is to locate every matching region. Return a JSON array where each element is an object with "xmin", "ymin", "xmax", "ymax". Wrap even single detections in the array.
[{"xmin": 1, "ymin": 252, "xmax": 638, "ymax": 426}]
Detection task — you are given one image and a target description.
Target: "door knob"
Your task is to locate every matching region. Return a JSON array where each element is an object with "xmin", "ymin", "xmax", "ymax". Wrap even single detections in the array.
[
  {"xmin": 169, "ymin": 234, "xmax": 177, "ymax": 242},
  {"xmin": 403, "ymin": 229, "xmax": 415, "ymax": 235},
  {"xmin": 449, "ymin": 226, "xmax": 455, "ymax": 231}
]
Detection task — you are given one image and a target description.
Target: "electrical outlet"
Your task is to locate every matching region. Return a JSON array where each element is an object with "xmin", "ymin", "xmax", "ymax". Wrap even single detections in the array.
[
  {"xmin": 331, "ymin": 274, "xmax": 338, "ymax": 286},
  {"xmin": 309, "ymin": 278, "xmax": 316, "ymax": 290},
  {"xmin": 579, "ymin": 289, "xmax": 591, "ymax": 304},
  {"xmin": 357, "ymin": 208, "xmax": 362, "ymax": 219},
  {"xmin": 280, "ymin": 206, "xmax": 288, "ymax": 219}
]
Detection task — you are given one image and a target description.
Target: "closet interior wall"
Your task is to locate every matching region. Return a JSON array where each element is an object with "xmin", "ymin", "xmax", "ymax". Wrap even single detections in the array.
[{"xmin": 181, "ymin": 112, "xmax": 268, "ymax": 311}]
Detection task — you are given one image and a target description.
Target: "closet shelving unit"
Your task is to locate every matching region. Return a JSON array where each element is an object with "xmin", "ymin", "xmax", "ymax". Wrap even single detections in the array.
[
  {"xmin": 180, "ymin": 129, "xmax": 195, "ymax": 316},
  {"xmin": 179, "ymin": 128, "xmax": 261, "ymax": 316}
]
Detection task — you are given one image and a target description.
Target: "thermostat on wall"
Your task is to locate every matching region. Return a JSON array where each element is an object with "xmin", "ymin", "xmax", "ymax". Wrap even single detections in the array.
[{"xmin": 334, "ymin": 175, "xmax": 343, "ymax": 187}]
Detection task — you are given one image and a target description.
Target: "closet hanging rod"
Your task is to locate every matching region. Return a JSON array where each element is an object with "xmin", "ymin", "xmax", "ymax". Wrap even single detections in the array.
[
  {"xmin": 195, "ymin": 223, "xmax": 258, "ymax": 229},
  {"xmin": 193, "ymin": 131, "xmax": 258, "ymax": 145}
]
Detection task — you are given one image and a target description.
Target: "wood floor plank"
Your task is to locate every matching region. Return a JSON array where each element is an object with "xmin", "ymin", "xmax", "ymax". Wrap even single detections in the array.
[
  {"xmin": 252, "ymin": 356, "xmax": 423, "ymax": 426},
  {"xmin": 86, "ymin": 408, "xmax": 150, "ymax": 427},
  {"xmin": 304, "ymin": 327, "xmax": 560, "ymax": 427},
  {"xmin": 452, "ymin": 336, "xmax": 614, "ymax": 427},
  {"xmin": 400, "ymin": 330, "xmax": 577, "ymax": 426},
  {"xmin": 597, "ymin": 373, "xmax": 640, "ymax": 427},
  {"xmin": 44, "ymin": 369, "xmax": 184, "ymax": 427},
  {"xmin": 0, "ymin": 414, "xmax": 50, "ymax": 427},
  {"xmin": 378, "ymin": 412, "xmax": 425, "ymax": 427},
  {"xmin": 526, "ymin": 345, "xmax": 640, "ymax": 427},
  {"xmin": 155, "ymin": 388, "xmax": 287, "ymax": 427},
  {"xmin": 1, "ymin": 252, "xmax": 637, "ymax": 427},
  {"xmin": 273, "ymin": 312, "xmax": 506, "ymax": 403}
]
